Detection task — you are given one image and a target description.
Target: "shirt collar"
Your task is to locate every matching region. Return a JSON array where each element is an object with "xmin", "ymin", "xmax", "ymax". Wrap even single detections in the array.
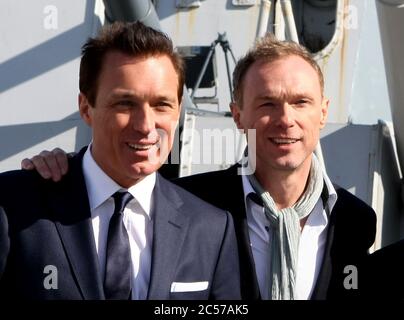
[
  {"xmin": 241, "ymin": 173, "xmax": 258, "ymax": 204},
  {"xmin": 82, "ymin": 145, "xmax": 156, "ymax": 219},
  {"xmin": 322, "ymin": 168, "xmax": 338, "ymax": 214},
  {"xmin": 126, "ymin": 171, "xmax": 156, "ymax": 218},
  {"xmin": 241, "ymin": 165, "xmax": 338, "ymax": 216}
]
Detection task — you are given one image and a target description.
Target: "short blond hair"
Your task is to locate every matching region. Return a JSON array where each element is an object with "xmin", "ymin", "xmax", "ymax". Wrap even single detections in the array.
[{"xmin": 232, "ymin": 34, "xmax": 324, "ymax": 106}]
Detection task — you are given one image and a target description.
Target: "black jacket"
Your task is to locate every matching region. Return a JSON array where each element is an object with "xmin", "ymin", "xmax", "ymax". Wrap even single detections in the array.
[{"xmin": 174, "ymin": 164, "xmax": 377, "ymax": 300}]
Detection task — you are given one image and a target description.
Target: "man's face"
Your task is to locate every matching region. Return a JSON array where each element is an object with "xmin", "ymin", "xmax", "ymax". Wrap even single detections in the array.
[
  {"xmin": 232, "ymin": 55, "xmax": 328, "ymax": 175},
  {"xmin": 79, "ymin": 51, "xmax": 181, "ymax": 187}
]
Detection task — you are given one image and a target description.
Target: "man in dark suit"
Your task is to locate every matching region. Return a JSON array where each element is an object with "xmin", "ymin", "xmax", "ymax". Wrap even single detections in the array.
[
  {"xmin": 176, "ymin": 35, "xmax": 375, "ymax": 300},
  {"xmin": 21, "ymin": 35, "xmax": 376, "ymax": 300},
  {"xmin": 0, "ymin": 21, "xmax": 241, "ymax": 300}
]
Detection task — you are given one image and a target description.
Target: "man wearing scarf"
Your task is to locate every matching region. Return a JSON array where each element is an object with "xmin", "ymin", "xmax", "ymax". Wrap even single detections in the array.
[{"xmin": 177, "ymin": 35, "xmax": 376, "ymax": 299}]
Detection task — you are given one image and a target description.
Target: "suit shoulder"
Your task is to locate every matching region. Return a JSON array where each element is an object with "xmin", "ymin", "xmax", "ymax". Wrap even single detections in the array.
[
  {"xmin": 172, "ymin": 165, "xmax": 238, "ymax": 200},
  {"xmin": 0, "ymin": 169, "xmax": 48, "ymax": 194},
  {"xmin": 334, "ymin": 185, "xmax": 376, "ymax": 218},
  {"xmin": 0, "ymin": 170, "xmax": 54, "ymax": 225},
  {"xmin": 366, "ymin": 238, "xmax": 404, "ymax": 284},
  {"xmin": 372, "ymin": 238, "xmax": 404, "ymax": 258},
  {"xmin": 173, "ymin": 167, "xmax": 231, "ymax": 187},
  {"xmin": 162, "ymin": 176, "xmax": 231, "ymax": 221},
  {"xmin": 332, "ymin": 185, "xmax": 377, "ymax": 250}
]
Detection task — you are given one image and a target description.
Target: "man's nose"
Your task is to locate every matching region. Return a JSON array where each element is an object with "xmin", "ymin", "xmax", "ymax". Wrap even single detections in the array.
[
  {"xmin": 275, "ymin": 103, "xmax": 295, "ymax": 128},
  {"xmin": 133, "ymin": 105, "xmax": 155, "ymax": 134}
]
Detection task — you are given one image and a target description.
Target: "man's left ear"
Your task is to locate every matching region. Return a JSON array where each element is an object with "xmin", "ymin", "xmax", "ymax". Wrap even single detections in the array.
[{"xmin": 320, "ymin": 97, "xmax": 329, "ymax": 128}]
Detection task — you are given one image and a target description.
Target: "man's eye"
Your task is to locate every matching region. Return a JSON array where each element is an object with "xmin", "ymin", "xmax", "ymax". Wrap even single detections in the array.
[
  {"xmin": 117, "ymin": 100, "xmax": 135, "ymax": 107},
  {"xmin": 261, "ymin": 102, "xmax": 275, "ymax": 107},
  {"xmin": 295, "ymin": 100, "xmax": 309, "ymax": 106},
  {"xmin": 113, "ymin": 100, "xmax": 136, "ymax": 110},
  {"xmin": 154, "ymin": 102, "xmax": 173, "ymax": 109}
]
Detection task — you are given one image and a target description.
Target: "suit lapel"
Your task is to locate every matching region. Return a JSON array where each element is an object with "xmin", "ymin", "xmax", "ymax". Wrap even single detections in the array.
[
  {"xmin": 310, "ymin": 197, "xmax": 337, "ymax": 300},
  {"xmin": 223, "ymin": 165, "xmax": 261, "ymax": 300},
  {"xmin": 50, "ymin": 148, "xmax": 104, "ymax": 299},
  {"xmin": 147, "ymin": 175, "xmax": 189, "ymax": 299}
]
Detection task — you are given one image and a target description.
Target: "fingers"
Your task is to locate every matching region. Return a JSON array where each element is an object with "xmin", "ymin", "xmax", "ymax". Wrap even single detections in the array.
[
  {"xmin": 52, "ymin": 148, "xmax": 69, "ymax": 175},
  {"xmin": 21, "ymin": 158, "xmax": 35, "ymax": 170},
  {"xmin": 39, "ymin": 150, "xmax": 64, "ymax": 181},
  {"xmin": 20, "ymin": 148, "xmax": 69, "ymax": 182},
  {"xmin": 27, "ymin": 152, "xmax": 53, "ymax": 180}
]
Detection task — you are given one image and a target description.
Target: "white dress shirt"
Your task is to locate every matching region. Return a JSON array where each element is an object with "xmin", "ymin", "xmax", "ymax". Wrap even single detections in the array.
[
  {"xmin": 241, "ymin": 171, "xmax": 337, "ymax": 300},
  {"xmin": 82, "ymin": 145, "xmax": 155, "ymax": 300}
]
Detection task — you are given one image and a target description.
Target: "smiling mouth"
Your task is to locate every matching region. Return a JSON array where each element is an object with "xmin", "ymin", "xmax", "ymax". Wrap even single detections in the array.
[
  {"xmin": 269, "ymin": 138, "xmax": 300, "ymax": 145},
  {"xmin": 126, "ymin": 142, "xmax": 158, "ymax": 151}
]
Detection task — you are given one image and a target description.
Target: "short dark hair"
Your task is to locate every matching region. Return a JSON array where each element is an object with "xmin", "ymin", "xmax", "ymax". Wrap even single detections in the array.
[
  {"xmin": 233, "ymin": 33, "xmax": 324, "ymax": 107},
  {"xmin": 79, "ymin": 21, "xmax": 185, "ymax": 105}
]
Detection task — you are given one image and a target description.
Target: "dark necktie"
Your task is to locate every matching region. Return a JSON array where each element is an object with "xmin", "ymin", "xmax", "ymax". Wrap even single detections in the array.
[{"xmin": 104, "ymin": 191, "xmax": 133, "ymax": 300}]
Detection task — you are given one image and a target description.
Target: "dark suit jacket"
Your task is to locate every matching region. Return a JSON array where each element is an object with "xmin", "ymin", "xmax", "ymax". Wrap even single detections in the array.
[
  {"xmin": 0, "ymin": 148, "xmax": 241, "ymax": 300},
  {"xmin": 360, "ymin": 239, "xmax": 404, "ymax": 300},
  {"xmin": 174, "ymin": 164, "xmax": 377, "ymax": 300}
]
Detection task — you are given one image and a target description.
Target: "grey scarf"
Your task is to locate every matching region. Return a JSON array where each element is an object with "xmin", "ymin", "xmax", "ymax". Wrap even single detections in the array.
[{"xmin": 248, "ymin": 154, "xmax": 324, "ymax": 299}]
